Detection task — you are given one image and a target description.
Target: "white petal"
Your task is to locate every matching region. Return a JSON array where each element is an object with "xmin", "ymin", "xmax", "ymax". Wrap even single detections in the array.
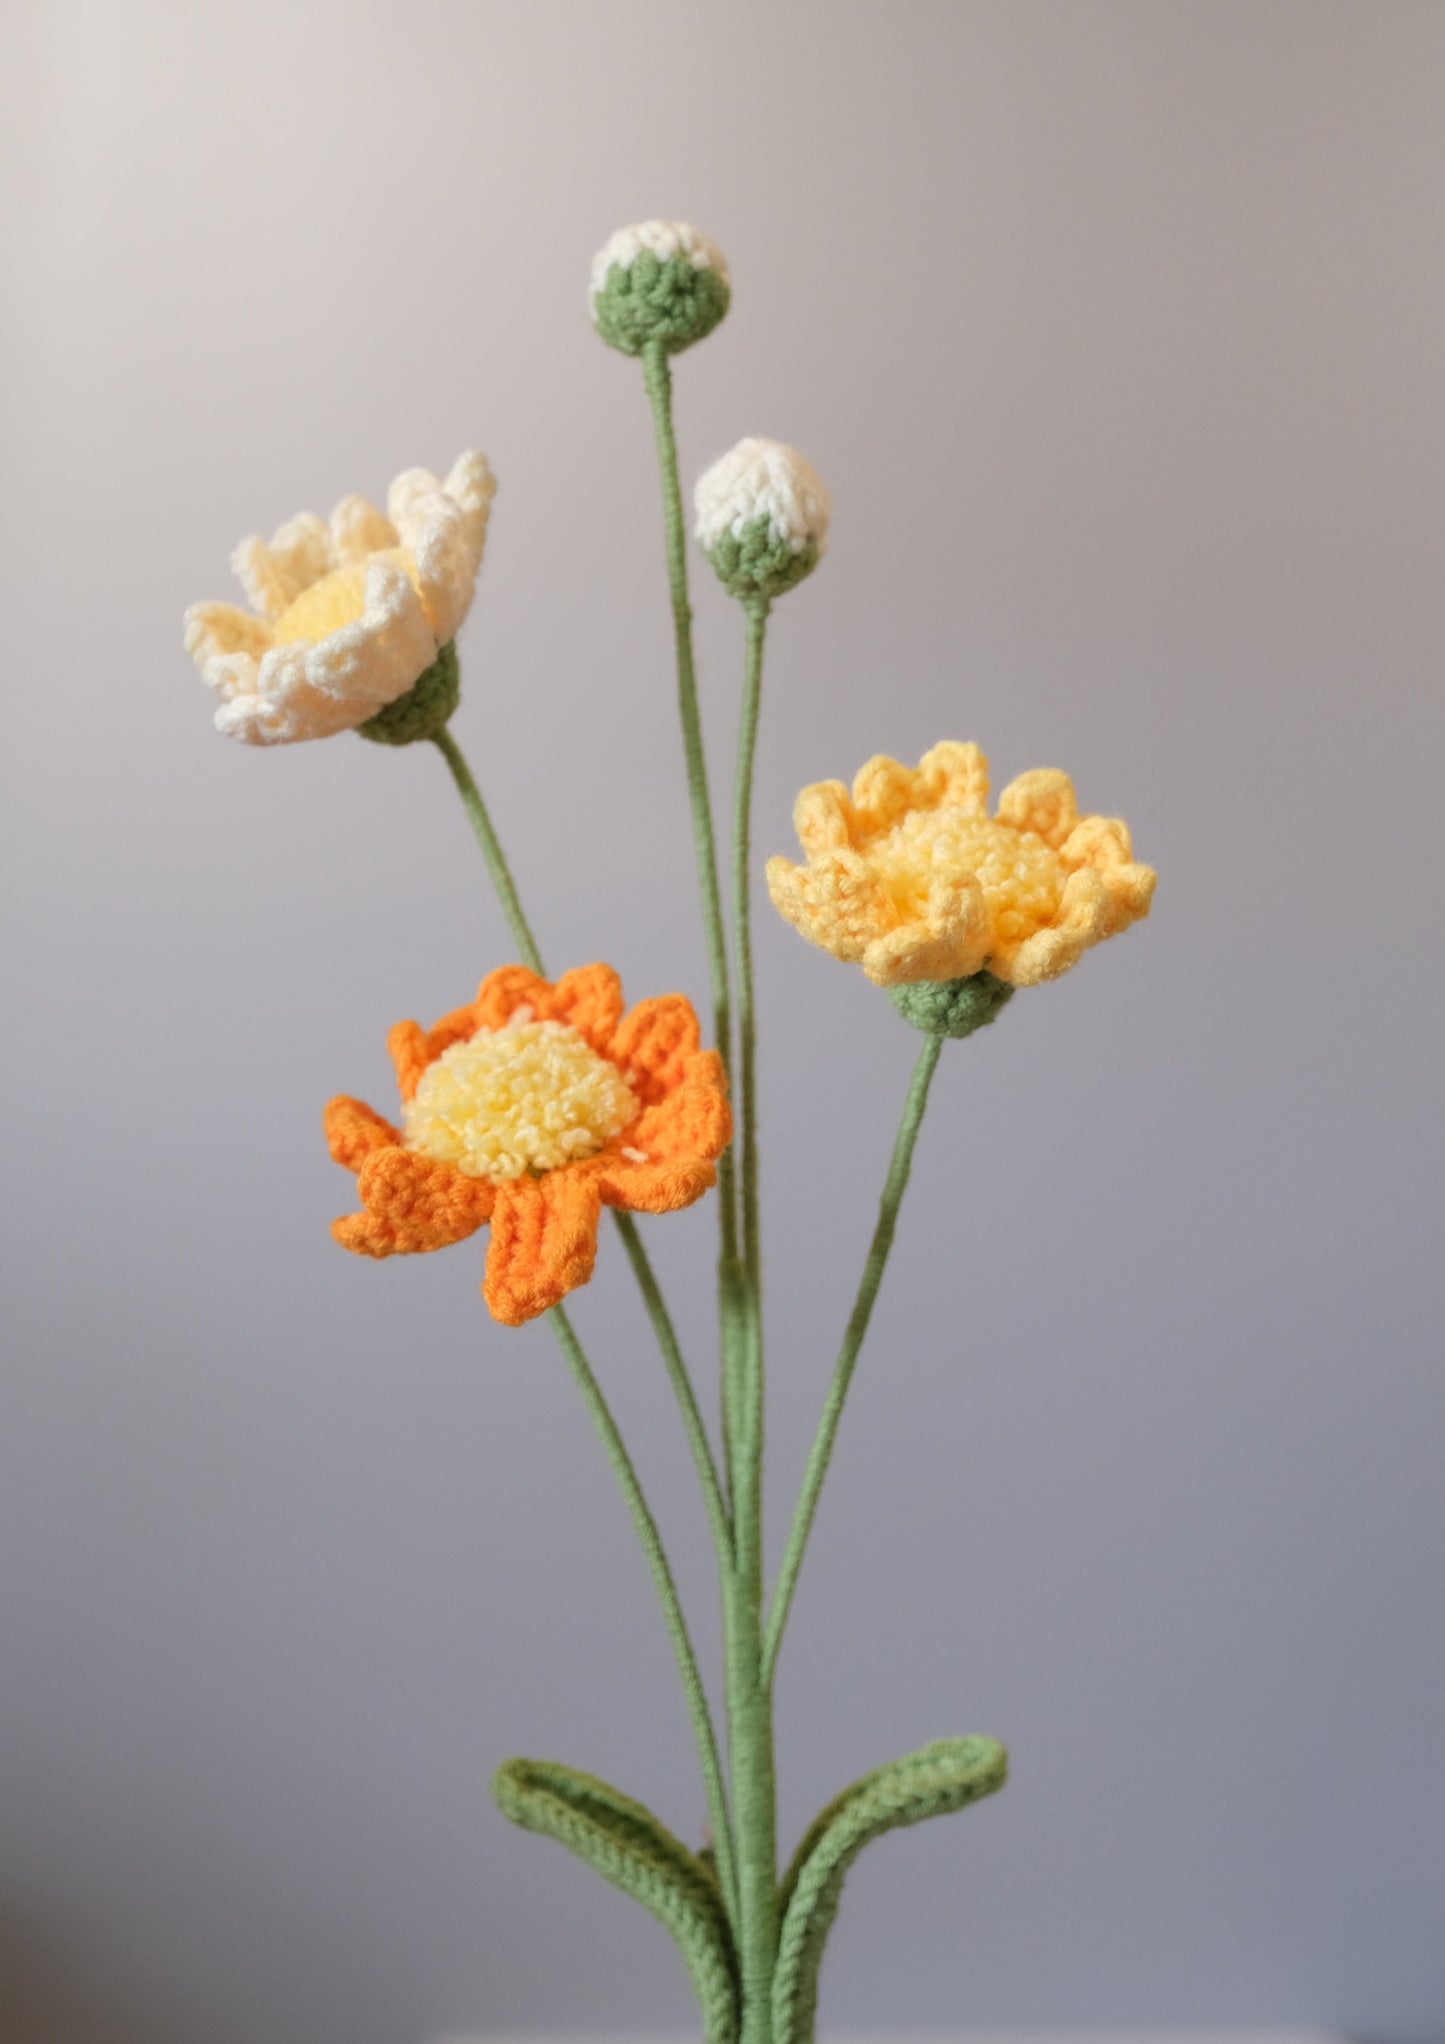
[
  {"xmin": 442, "ymin": 450, "xmax": 497, "ymax": 557},
  {"xmin": 184, "ymin": 601, "xmax": 272, "ymax": 668},
  {"xmin": 589, "ymin": 220, "xmax": 728, "ymax": 303},
  {"xmin": 231, "ymin": 511, "xmax": 331, "ymax": 620},
  {"xmin": 212, "ymin": 565, "xmax": 434, "ymax": 745},
  {"xmin": 412, "ymin": 494, "xmax": 480, "ymax": 644},
  {"xmin": 694, "ymin": 438, "xmax": 830, "ymax": 556},
  {"xmin": 329, "ymin": 494, "xmax": 398, "ymax": 564},
  {"xmin": 386, "ymin": 467, "xmax": 445, "ymax": 546}
]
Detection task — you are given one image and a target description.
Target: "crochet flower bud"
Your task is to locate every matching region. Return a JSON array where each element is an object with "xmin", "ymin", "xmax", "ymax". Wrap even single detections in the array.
[
  {"xmin": 590, "ymin": 221, "xmax": 730, "ymax": 357},
  {"xmin": 694, "ymin": 438, "xmax": 830, "ymax": 602}
]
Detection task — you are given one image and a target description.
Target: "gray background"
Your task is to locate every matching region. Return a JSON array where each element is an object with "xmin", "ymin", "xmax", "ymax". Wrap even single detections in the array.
[{"xmin": 2, "ymin": 2, "xmax": 1443, "ymax": 2041}]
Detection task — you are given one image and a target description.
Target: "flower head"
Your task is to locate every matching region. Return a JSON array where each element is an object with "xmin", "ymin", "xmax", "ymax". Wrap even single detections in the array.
[
  {"xmin": 325, "ymin": 964, "xmax": 731, "ymax": 1326},
  {"xmin": 590, "ymin": 221, "xmax": 730, "ymax": 357},
  {"xmin": 184, "ymin": 453, "xmax": 496, "ymax": 745},
  {"xmin": 695, "ymin": 438, "xmax": 830, "ymax": 602},
  {"xmin": 767, "ymin": 742, "xmax": 1155, "ymax": 990}
]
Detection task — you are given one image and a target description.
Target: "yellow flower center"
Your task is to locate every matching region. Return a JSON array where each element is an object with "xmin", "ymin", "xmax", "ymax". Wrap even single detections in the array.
[
  {"xmin": 870, "ymin": 810, "xmax": 1068, "ymax": 944},
  {"xmin": 402, "ymin": 1019, "xmax": 639, "ymax": 1182},
  {"xmin": 271, "ymin": 548, "xmax": 418, "ymax": 644}
]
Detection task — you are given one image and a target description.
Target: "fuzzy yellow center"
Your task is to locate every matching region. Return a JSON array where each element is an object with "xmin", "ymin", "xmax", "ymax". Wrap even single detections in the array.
[
  {"xmin": 402, "ymin": 1019, "xmax": 640, "ymax": 1182},
  {"xmin": 870, "ymin": 810, "xmax": 1068, "ymax": 944},
  {"xmin": 271, "ymin": 548, "xmax": 419, "ymax": 644}
]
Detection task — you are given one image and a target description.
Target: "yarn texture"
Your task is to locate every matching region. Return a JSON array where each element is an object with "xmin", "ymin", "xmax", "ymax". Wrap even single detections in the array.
[
  {"xmin": 772, "ymin": 1738, "xmax": 1008, "ymax": 2044},
  {"xmin": 357, "ymin": 639, "xmax": 460, "ymax": 746},
  {"xmin": 767, "ymin": 741, "xmax": 1156, "ymax": 988},
  {"xmin": 494, "ymin": 1758, "xmax": 740, "ymax": 2044},
  {"xmin": 324, "ymin": 963, "xmax": 731, "ymax": 1325},
  {"xmin": 695, "ymin": 439, "xmax": 831, "ymax": 602},
  {"xmin": 184, "ymin": 453, "xmax": 495, "ymax": 744},
  {"xmin": 591, "ymin": 220, "xmax": 730, "ymax": 356},
  {"xmin": 889, "ymin": 971, "xmax": 1013, "ymax": 1039}
]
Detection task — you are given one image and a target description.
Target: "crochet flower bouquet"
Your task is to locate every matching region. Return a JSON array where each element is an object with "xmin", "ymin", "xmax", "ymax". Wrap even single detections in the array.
[{"xmin": 185, "ymin": 220, "xmax": 1155, "ymax": 2044}]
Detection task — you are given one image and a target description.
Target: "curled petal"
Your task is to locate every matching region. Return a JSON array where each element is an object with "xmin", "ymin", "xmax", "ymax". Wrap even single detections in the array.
[
  {"xmin": 443, "ymin": 450, "xmax": 498, "ymax": 555},
  {"xmin": 387, "ymin": 467, "xmax": 445, "ymax": 546},
  {"xmin": 324, "ymin": 1095, "xmax": 399, "ymax": 1169},
  {"xmin": 330, "ymin": 494, "xmax": 398, "ymax": 564},
  {"xmin": 231, "ymin": 512, "xmax": 331, "ymax": 621},
  {"xmin": 483, "ymin": 1170, "xmax": 602, "ymax": 1326},
  {"xmin": 766, "ymin": 849, "xmax": 891, "ymax": 965},
  {"xmin": 850, "ymin": 755, "xmax": 918, "ymax": 834},
  {"xmin": 545, "ymin": 964, "xmax": 626, "ymax": 1054},
  {"xmin": 334, "ymin": 1149, "xmax": 493, "ymax": 1256},
  {"xmin": 792, "ymin": 781, "xmax": 855, "ymax": 854},
  {"xmin": 1003, "ymin": 866, "xmax": 1111, "ymax": 986},
  {"xmin": 996, "ymin": 768, "xmax": 1078, "ymax": 849},
  {"xmin": 185, "ymin": 601, "xmax": 273, "ymax": 667},
  {"xmin": 860, "ymin": 871, "xmax": 990, "ymax": 986},
  {"xmin": 917, "ymin": 740, "xmax": 989, "ymax": 816},
  {"xmin": 609, "ymin": 994, "xmax": 702, "ymax": 1105},
  {"xmin": 597, "ymin": 1056, "xmax": 730, "ymax": 1213},
  {"xmin": 413, "ymin": 492, "xmax": 478, "ymax": 644},
  {"xmin": 473, "ymin": 965, "xmax": 554, "ymax": 1032}
]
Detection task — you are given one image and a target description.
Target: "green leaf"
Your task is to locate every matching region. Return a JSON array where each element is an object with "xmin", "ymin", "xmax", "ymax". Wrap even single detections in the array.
[
  {"xmin": 493, "ymin": 1757, "xmax": 739, "ymax": 2044},
  {"xmin": 772, "ymin": 1735, "xmax": 1008, "ymax": 2044}
]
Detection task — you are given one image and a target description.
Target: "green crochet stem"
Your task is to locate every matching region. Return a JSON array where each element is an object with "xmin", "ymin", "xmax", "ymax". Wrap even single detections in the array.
[
  {"xmin": 431, "ymin": 724, "xmax": 740, "ymax": 1911},
  {"xmin": 433, "ymin": 727, "xmax": 545, "ymax": 975},
  {"xmin": 615, "ymin": 1211, "xmax": 733, "ymax": 1568},
  {"xmin": 549, "ymin": 1303, "xmax": 740, "ymax": 1928},
  {"xmin": 763, "ymin": 1032, "xmax": 945, "ymax": 1685},
  {"xmin": 733, "ymin": 597, "xmax": 769, "ymax": 1339},
  {"xmin": 639, "ymin": 337, "xmax": 746, "ymax": 1501},
  {"xmin": 722, "ymin": 591, "xmax": 778, "ymax": 2043}
]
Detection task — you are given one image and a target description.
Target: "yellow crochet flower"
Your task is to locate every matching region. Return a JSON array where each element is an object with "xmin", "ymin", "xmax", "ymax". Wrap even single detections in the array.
[
  {"xmin": 184, "ymin": 453, "xmax": 495, "ymax": 745},
  {"xmin": 767, "ymin": 742, "xmax": 1155, "ymax": 989}
]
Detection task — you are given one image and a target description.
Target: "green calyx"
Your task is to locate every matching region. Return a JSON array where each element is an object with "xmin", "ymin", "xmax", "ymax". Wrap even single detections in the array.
[
  {"xmin": 705, "ymin": 515, "xmax": 819, "ymax": 602},
  {"xmin": 357, "ymin": 640, "xmax": 460, "ymax": 746},
  {"xmin": 593, "ymin": 252, "xmax": 730, "ymax": 357},
  {"xmin": 888, "ymin": 970, "xmax": 1013, "ymax": 1040}
]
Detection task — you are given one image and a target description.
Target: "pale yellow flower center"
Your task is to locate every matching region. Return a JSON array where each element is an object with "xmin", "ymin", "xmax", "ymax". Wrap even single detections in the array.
[
  {"xmin": 402, "ymin": 1019, "xmax": 639, "ymax": 1182},
  {"xmin": 271, "ymin": 548, "xmax": 418, "ymax": 644},
  {"xmin": 869, "ymin": 810, "xmax": 1068, "ymax": 943}
]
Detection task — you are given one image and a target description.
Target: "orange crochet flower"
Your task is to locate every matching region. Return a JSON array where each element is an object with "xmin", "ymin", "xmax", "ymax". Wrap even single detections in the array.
[{"xmin": 325, "ymin": 964, "xmax": 731, "ymax": 1326}]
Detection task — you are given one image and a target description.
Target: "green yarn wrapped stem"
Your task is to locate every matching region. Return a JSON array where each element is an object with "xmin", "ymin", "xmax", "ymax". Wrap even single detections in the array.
[
  {"xmin": 763, "ymin": 1033, "xmax": 945, "ymax": 1684},
  {"xmin": 549, "ymin": 1305, "xmax": 740, "ymax": 1930},
  {"xmin": 889, "ymin": 970, "xmax": 1013, "ymax": 1040},
  {"xmin": 431, "ymin": 725, "xmax": 545, "ymax": 973},
  {"xmin": 358, "ymin": 641, "xmax": 460, "ymax": 746},
  {"xmin": 429, "ymin": 726, "xmax": 740, "ymax": 1924},
  {"xmin": 595, "ymin": 251, "xmax": 730, "ymax": 357},
  {"xmin": 638, "ymin": 336, "xmax": 746, "ymax": 1506}
]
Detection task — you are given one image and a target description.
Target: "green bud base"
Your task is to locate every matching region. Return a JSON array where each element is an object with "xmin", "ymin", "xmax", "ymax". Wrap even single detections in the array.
[
  {"xmin": 594, "ymin": 251, "xmax": 730, "ymax": 357},
  {"xmin": 357, "ymin": 640, "xmax": 459, "ymax": 746},
  {"xmin": 888, "ymin": 971, "xmax": 1013, "ymax": 1039},
  {"xmin": 707, "ymin": 516, "xmax": 819, "ymax": 602}
]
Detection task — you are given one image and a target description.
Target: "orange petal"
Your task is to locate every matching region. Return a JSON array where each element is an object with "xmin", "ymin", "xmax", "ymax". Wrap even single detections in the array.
[
  {"xmin": 474, "ymin": 965, "xmax": 555, "ymax": 1031},
  {"xmin": 483, "ymin": 1170, "xmax": 602, "ymax": 1326},
  {"xmin": 596, "ymin": 1054, "xmax": 731, "ymax": 1214},
  {"xmin": 324, "ymin": 1095, "xmax": 399, "ymax": 1170},
  {"xmin": 609, "ymin": 994, "xmax": 703, "ymax": 1105},
  {"xmin": 544, "ymin": 964, "xmax": 626, "ymax": 1054},
  {"xmin": 333, "ymin": 1149, "xmax": 493, "ymax": 1257}
]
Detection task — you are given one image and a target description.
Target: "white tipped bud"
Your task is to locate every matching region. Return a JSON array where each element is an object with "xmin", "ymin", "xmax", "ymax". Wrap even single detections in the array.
[{"xmin": 694, "ymin": 438, "xmax": 831, "ymax": 601}]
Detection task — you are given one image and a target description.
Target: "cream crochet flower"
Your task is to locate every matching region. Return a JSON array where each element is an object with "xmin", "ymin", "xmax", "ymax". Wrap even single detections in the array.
[{"xmin": 185, "ymin": 453, "xmax": 496, "ymax": 745}]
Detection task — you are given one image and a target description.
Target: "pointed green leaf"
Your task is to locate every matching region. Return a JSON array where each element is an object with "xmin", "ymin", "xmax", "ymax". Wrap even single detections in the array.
[
  {"xmin": 773, "ymin": 1735, "xmax": 1008, "ymax": 2044},
  {"xmin": 493, "ymin": 1756, "xmax": 739, "ymax": 2044}
]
